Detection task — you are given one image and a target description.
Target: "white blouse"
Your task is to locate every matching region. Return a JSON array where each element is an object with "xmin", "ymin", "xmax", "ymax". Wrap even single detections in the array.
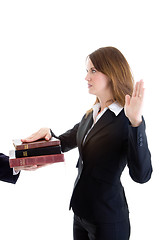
[{"xmin": 83, "ymin": 102, "xmax": 123, "ymax": 144}]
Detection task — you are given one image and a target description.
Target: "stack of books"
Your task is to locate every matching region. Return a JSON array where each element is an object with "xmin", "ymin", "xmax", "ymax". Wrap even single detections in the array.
[{"xmin": 9, "ymin": 137, "xmax": 64, "ymax": 168}]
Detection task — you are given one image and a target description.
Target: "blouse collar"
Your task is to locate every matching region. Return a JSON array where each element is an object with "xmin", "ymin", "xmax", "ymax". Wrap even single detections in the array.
[{"xmin": 92, "ymin": 102, "xmax": 123, "ymax": 124}]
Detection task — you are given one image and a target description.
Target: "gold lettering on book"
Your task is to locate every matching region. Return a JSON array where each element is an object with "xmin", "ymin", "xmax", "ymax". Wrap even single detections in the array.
[
  {"xmin": 23, "ymin": 151, "xmax": 28, "ymax": 157},
  {"xmin": 20, "ymin": 159, "xmax": 25, "ymax": 166}
]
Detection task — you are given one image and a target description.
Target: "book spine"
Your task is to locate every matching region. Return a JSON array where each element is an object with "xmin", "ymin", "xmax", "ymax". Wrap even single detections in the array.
[
  {"xmin": 9, "ymin": 154, "xmax": 64, "ymax": 168},
  {"xmin": 15, "ymin": 145, "xmax": 61, "ymax": 158},
  {"xmin": 15, "ymin": 139, "xmax": 61, "ymax": 150}
]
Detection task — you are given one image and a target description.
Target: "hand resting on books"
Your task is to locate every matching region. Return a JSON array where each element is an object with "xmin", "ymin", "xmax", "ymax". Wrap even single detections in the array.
[
  {"xmin": 13, "ymin": 128, "xmax": 60, "ymax": 171},
  {"xmin": 22, "ymin": 128, "xmax": 52, "ymax": 143}
]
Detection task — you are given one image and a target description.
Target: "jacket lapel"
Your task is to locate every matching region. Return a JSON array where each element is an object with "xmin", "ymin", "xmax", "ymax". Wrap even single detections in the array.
[
  {"xmin": 83, "ymin": 109, "xmax": 115, "ymax": 147},
  {"xmin": 77, "ymin": 113, "xmax": 93, "ymax": 152}
]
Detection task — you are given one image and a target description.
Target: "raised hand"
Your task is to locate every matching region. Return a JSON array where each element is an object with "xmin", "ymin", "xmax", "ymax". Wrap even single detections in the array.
[
  {"xmin": 124, "ymin": 79, "xmax": 145, "ymax": 127},
  {"xmin": 21, "ymin": 128, "xmax": 52, "ymax": 143}
]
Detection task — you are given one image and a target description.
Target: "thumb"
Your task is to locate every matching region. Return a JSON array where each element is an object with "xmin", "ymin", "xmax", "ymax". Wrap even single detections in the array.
[
  {"xmin": 45, "ymin": 131, "xmax": 52, "ymax": 141},
  {"xmin": 125, "ymin": 95, "xmax": 131, "ymax": 107}
]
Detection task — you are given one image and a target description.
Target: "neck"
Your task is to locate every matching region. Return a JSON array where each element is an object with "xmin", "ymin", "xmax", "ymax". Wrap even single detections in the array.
[{"xmin": 98, "ymin": 94, "xmax": 114, "ymax": 112}]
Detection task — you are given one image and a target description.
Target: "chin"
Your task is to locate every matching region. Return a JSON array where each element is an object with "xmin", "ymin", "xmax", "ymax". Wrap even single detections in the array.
[{"xmin": 88, "ymin": 89, "xmax": 96, "ymax": 95}]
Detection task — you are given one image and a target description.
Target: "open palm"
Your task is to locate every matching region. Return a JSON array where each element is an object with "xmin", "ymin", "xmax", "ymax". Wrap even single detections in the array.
[{"xmin": 124, "ymin": 80, "xmax": 145, "ymax": 127}]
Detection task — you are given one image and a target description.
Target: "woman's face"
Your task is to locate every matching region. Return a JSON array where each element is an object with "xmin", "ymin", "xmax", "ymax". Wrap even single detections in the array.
[{"xmin": 85, "ymin": 58, "xmax": 111, "ymax": 97}]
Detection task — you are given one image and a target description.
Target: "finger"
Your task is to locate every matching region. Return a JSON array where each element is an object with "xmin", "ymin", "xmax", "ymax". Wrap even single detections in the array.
[
  {"xmin": 36, "ymin": 163, "xmax": 52, "ymax": 169},
  {"xmin": 136, "ymin": 81, "xmax": 141, "ymax": 97},
  {"xmin": 45, "ymin": 131, "xmax": 52, "ymax": 141},
  {"xmin": 21, "ymin": 137, "xmax": 37, "ymax": 143},
  {"xmin": 138, "ymin": 79, "xmax": 144, "ymax": 98},
  {"xmin": 132, "ymin": 81, "xmax": 138, "ymax": 97},
  {"xmin": 136, "ymin": 80, "xmax": 143, "ymax": 97},
  {"xmin": 25, "ymin": 135, "xmax": 40, "ymax": 142},
  {"xmin": 22, "ymin": 128, "xmax": 51, "ymax": 143},
  {"xmin": 133, "ymin": 80, "xmax": 144, "ymax": 98},
  {"xmin": 22, "ymin": 129, "xmax": 46, "ymax": 143},
  {"xmin": 22, "ymin": 165, "xmax": 38, "ymax": 171},
  {"xmin": 14, "ymin": 165, "xmax": 36, "ymax": 171},
  {"xmin": 21, "ymin": 132, "xmax": 39, "ymax": 143}
]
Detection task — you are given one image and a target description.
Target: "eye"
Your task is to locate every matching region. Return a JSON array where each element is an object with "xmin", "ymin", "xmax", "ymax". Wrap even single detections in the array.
[{"xmin": 91, "ymin": 68, "xmax": 96, "ymax": 73}]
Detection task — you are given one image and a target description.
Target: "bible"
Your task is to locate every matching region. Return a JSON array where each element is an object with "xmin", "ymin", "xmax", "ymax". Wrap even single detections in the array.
[
  {"xmin": 13, "ymin": 137, "xmax": 60, "ymax": 150},
  {"xmin": 9, "ymin": 137, "xmax": 64, "ymax": 168},
  {"xmin": 15, "ymin": 145, "xmax": 61, "ymax": 158},
  {"xmin": 9, "ymin": 151, "xmax": 64, "ymax": 168}
]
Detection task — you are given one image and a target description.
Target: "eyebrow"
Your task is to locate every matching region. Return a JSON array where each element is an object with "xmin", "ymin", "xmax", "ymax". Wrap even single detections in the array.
[{"xmin": 86, "ymin": 67, "xmax": 96, "ymax": 72}]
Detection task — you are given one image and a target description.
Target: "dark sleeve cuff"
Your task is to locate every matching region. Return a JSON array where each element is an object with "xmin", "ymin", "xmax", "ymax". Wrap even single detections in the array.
[
  {"xmin": 50, "ymin": 129, "xmax": 60, "ymax": 139},
  {"xmin": 0, "ymin": 153, "xmax": 20, "ymax": 184},
  {"xmin": 127, "ymin": 117, "xmax": 152, "ymax": 183}
]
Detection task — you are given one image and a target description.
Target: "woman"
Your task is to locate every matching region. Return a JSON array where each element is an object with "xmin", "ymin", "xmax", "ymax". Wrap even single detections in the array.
[{"xmin": 22, "ymin": 47, "xmax": 152, "ymax": 240}]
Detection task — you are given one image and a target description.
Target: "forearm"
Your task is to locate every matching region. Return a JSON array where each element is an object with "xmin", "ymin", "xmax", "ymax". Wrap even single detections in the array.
[
  {"xmin": 127, "ymin": 118, "xmax": 152, "ymax": 183},
  {"xmin": 50, "ymin": 123, "xmax": 79, "ymax": 152}
]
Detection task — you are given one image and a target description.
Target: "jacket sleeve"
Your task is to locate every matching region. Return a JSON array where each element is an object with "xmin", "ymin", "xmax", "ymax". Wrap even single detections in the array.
[
  {"xmin": 127, "ymin": 118, "xmax": 152, "ymax": 184},
  {"xmin": 50, "ymin": 123, "xmax": 79, "ymax": 152},
  {"xmin": 0, "ymin": 153, "xmax": 20, "ymax": 184}
]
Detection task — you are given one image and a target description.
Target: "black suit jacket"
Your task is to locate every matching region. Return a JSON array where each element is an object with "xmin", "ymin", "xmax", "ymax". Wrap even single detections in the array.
[
  {"xmin": 52, "ymin": 109, "xmax": 152, "ymax": 224},
  {"xmin": 0, "ymin": 153, "xmax": 19, "ymax": 184}
]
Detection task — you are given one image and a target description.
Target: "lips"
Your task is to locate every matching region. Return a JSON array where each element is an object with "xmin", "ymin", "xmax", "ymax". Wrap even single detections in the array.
[{"xmin": 88, "ymin": 84, "xmax": 92, "ymax": 88}]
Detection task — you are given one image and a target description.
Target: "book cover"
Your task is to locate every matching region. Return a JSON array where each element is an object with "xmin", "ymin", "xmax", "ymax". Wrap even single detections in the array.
[
  {"xmin": 15, "ymin": 145, "xmax": 61, "ymax": 158},
  {"xmin": 13, "ymin": 137, "xmax": 60, "ymax": 150},
  {"xmin": 9, "ymin": 152, "xmax": 64, "ymax": 168}
]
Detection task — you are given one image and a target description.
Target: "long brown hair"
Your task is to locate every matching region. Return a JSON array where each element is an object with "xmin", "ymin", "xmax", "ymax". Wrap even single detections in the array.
[{"xmin": 86, "ymin": 46, "xmax": 134, "ymax": 116}]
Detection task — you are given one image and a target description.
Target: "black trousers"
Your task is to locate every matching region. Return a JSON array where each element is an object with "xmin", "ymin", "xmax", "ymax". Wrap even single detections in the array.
[{"xmin": 73, "ymin": 214, "xmax": 130, "ymax": 240}]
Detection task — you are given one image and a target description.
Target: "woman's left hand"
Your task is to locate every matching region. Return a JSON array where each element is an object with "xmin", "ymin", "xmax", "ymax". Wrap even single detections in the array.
[{"xmin": 124, "ymin": 79, "xmax": 145, "ymax": 127}]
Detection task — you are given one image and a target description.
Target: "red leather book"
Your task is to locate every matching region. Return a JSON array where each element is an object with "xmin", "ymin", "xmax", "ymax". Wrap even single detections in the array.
[
  {"xmin": 13, "ymin": 137, "xmax": 60, "ymax": 151},
  {"xmin": 9, "ymin": 152, "xmax": 64, "ymax": 168}
]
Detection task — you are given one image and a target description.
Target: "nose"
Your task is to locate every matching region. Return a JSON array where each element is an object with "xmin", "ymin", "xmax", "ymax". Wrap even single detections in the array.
[{"xmin": 85, "ymin": 72, "xmax": 90, "ymax": 81}]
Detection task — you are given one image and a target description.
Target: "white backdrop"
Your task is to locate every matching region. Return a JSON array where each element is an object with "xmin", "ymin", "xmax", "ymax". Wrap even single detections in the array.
[{"xmin": 0, "ymin": 0, "xmax": 159, "ymax": 239}]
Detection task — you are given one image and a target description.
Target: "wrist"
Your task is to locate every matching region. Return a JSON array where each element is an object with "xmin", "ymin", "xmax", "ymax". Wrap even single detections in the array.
[
  {"xmin": 130, "ymin": 116, "xmax": 142, "ymax": 127},
  {"xmin": 13, "ymin": 168, "xmax": 20, "ymax": 175}
]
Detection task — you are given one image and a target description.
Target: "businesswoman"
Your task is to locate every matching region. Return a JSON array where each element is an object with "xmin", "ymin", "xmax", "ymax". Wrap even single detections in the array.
[{"xmin": 22, "ymin": 47, "xmax": 152, "ymax": 240}]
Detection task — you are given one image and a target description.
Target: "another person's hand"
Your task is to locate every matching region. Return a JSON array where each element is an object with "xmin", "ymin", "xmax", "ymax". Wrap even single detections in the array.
[
  {"xmin": 21, "ymin": 128, "xmax": 51, "ymax": 143},
  {"xmin": 14, "ymin": 163, "xmax": 52, "ymax": 172}
]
